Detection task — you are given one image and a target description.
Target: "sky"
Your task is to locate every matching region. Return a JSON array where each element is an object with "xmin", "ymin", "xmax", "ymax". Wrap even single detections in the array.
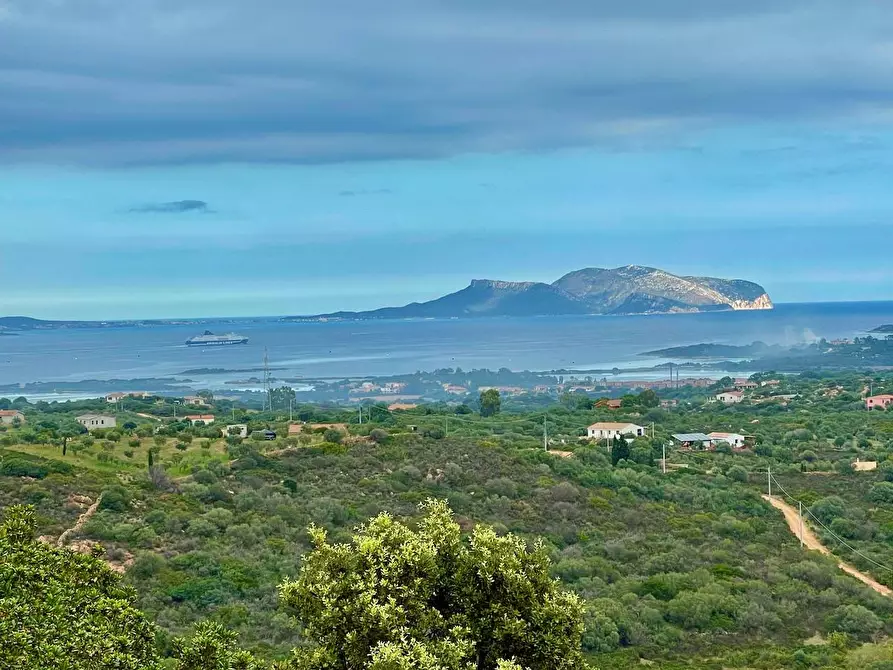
[{"xmin": 2, "ymin": 1, "xmax": 893, "ymax": 319}]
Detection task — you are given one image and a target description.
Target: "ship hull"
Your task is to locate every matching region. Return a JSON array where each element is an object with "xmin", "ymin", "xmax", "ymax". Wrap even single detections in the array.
[{"xmin": 185, "ymin": 338, "xmax": 248, "ymax": 346}]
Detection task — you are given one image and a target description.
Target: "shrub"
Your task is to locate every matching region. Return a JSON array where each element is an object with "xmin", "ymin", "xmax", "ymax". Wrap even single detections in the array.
[
  {"xmin": 369, "ymin": 428, "xmax": 389, "ymax": 443},
  {"xmin": 0, "ymin": 458, "xmax": 49, "ymax": 479},
  {"xmin": 825, "ymin": 604, "xmax": 883, "ymax": 640},
  {"xmin": 99, "ymin": 485, "xmax": 130, "ymax": 512},
  {"xmin": 868, "ymin": 482, "xmax": 893, "ymax": 504},
  {"xmin": 727, "ymin": 465, "xmax": 748, "ymax": 483},
  {"xmin": 323, "ymin": 428, "xmax": 343, "ymax": 444}
]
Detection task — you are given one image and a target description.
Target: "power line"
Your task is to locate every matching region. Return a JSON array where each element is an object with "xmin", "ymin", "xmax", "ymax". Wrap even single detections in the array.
[{"xmin": 769, "ymin": 474, "xmax": 893, "ymax": 574}]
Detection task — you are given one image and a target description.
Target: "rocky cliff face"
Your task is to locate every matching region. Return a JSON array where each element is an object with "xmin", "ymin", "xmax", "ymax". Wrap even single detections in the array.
[
  {"xmin": 292, "ymin": 265, "xmax": 773, "ymax": 320},
  {"xmin": 727, "ymin": 294, "xmax": 774, "ymax": 311},
  {"xmin": 553, "ymin": 266, "xmax": 773, "ymax": 314}
]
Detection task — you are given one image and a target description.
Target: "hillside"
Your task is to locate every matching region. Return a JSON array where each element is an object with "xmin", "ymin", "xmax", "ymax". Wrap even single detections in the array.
[
  {"xmin": 288, "ymin": 265, "xmax": 773, "ymax": 320},
  {"xmin": 4, "ymin": 375, "xmax": 893, "ymax": 668}
]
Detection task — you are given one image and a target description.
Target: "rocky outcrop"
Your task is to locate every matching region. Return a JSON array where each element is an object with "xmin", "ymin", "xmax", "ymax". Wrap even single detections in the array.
[
  {"xmin": 728, "ymin": 294, "xmax": 774, "ymax": 311},
  {"xmin": 290, "ymin": 265, "xmax": 773, "ymax": 320}
]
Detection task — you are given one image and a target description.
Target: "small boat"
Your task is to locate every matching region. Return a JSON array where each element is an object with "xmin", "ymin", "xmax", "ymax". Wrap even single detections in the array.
[{"xmin": 185, "ymin": 330, "xmax": 249, "ymax": 346}]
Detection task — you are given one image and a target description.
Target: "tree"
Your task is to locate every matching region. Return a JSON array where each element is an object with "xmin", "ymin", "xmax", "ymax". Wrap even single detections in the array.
[
  {"xmin": 0, "ymin": 505, "xmax": 161, "ymax": 669},
  {"xmin": 611, "ymin": 437, "xmax": 630, "ymax": 466},
  {"xmin": 173, "ymin": 621, "xmax": 260, "ymax": 670},
  {"xmin": 279, "ymin": 499, "xmax": 591, "ymax": 670},
  {"xmin": 638, "ymin": 389, "xmax": 659, "ymax": 408},
  {"xmin": 825, "ymin": 604, "xmax": 883, "ymax": 641},
  {"xmin": 727, "ymin": 465, "xmax": 749, "ymax": 483},
  {"xmin": 479, "ymin": 389, "xmax": 501, "ymax": 417},
  {"xmin": 629, "ymin": 439, "xmax": 653, "ymax": 466},
  {"xmin": 369, "ymin": 428, "xmax": 389, "ymax": 443},
  {"xmin": 323, "ymin": 428, "xmax": 343, "ymax": 444},
  {"xmin": 269, "ymin": 386, "xmax": 296, "ymax": 411},
  {"xmin": 810, "ymin": 496, "xmax": 847, "ymax": 525}
]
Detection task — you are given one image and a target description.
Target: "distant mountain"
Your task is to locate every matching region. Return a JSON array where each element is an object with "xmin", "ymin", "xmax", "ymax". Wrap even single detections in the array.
[
  {"xmin": 0, "ymin": 316, "xmax": 89, "ymax": 331},
  {"xmin": 870, "ymin": 325, "xmax": 893, "ymax": 334},
  {"xmin": 287, "ymin": 265, "xmax": 773, "ymax": 321}
]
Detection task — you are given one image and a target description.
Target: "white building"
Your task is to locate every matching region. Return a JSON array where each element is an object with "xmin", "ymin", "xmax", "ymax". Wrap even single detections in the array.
[
  {"xmin": 105, "ymin": 391, "xmax": 150, "ymax": 403},
  {"xmin": 77, "ymin": 414, "xmax": 117, "ymax": 430},
  {"xmin": 222, "ymin": 423, "xmax": 248, "ymax": 438},
  {"xmin": 716, "ymin": 391, "xmax": 744, "ymax": 404},
  {"xmin": 853, "ymin": 459, "xmax": 878, "ymax": 472},
  {"xmin": 587, "ymin": 422, "xmax": 646, "ymax": 440},
  {"xmin": 0, "ymin": 410, "xmax": 25, "ymax": 425},
  {"xmin": 185, "ymin": 414, "xmax": 215, "ymax": 426},
  {"xmin": 707, "ymin": 432, "xmax": 747, "ymax": 449}
]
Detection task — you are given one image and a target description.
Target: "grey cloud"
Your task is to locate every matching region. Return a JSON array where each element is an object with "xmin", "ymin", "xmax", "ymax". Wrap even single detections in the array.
[
  {"xmin": 2, "ymin": 0, "xmax": 893, "ymax": 165},
  {"xmin": 130, "ymin": 200, "xmax": 212, "ymax": 213}
]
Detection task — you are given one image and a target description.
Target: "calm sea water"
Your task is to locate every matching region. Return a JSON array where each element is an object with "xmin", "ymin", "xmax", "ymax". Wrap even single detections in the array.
[{"xmin": 1, "ymin": 301, "xmax": 892, "ymax": 395}]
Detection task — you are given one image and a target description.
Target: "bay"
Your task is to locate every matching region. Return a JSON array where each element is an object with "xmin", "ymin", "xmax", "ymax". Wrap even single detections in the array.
[{"xmin": 1, "ymin": 301, "xmax": 892, "ymax": 394}]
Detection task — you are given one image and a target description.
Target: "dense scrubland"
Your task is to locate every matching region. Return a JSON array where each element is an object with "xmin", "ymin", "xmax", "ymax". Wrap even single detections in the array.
[{"xmin": 3, "ymin": 370, "xmax": 893, "ymax": 668}]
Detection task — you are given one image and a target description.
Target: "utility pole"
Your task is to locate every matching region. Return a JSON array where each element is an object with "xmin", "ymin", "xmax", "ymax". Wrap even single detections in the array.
[
  {"xmin": 768, "ymin": 465, "xmax": 772, "ymax": 498},
  {"xmin": 543, "ymin": 416, "xmax": 548, "ymax": 452},
  {"xmin": 662, "ymin": 441, "xmax": 667, "ymax": 474},
  {"xmin": 799, "ymin": 501, "xmax": 804, "ymax": 547},
  {"xmin": 289, "ymin": 398, "xmax": 293, "ymax": 423},
  {"xmin": 263, "ymin": 348, "xmax": 271, "ymax": 413},
  {"xmin": 358, "ymin": 405, "xmax": 363, "ymax": 424}
]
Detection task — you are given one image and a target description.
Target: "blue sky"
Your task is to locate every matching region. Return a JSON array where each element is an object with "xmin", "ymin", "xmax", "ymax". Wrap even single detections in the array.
[{"xmin": 2, "ymin": 1, "xmax": 893, "ymax": 319}]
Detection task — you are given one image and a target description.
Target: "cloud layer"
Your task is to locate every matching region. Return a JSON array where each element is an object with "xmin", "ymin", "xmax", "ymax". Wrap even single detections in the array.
[{"xmin": 2, "ymin": 1, "xmax": 893, "ymax": 165}]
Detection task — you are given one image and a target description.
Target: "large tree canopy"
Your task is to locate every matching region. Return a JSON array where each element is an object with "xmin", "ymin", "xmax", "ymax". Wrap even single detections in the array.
[
  {"xmin": 0, "ymin": 505, "xmax": 160, "ymax": 670},
  {"xmin": 279, "ymin": 499, "xmax": 591, "ymax": 670}
]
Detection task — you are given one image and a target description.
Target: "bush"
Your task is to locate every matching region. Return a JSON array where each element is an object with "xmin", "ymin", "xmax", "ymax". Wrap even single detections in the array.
[
  {"xmin": 825, "ymin": 604, "xmax": 883, "ymax": 640},
  {"xmin": 323, "ymin": 429, "xmax": 343, "ymax": 444},
  {"xmin": 810, "ymin": 496, "xmax": 847, "ymax": 525},
  {"xmin": 727, "ymin": 465, "xmax": 748, "ymax": 483},
  {"xmin": 99, "ymin": 485, "xmax": 130, "ymax": 512},
  {"xmin": 369, "ymin": 428, "xmax": 389, "ymax": 443},
  {"xmin": 0, "ymin": 458, "xmax": 49, "ymax": 479},
  {"xmin": 868, "ymin": 482, "xmax": 893, "ymax": 504}
]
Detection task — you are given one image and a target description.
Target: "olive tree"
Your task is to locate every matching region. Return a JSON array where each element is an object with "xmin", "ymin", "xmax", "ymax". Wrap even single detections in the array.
[{"xmin": 279, "ymin": 499, "xmax": 591, "ymax": 670}]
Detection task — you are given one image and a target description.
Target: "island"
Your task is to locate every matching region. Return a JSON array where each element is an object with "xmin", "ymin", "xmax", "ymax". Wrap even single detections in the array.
[
  {"xmin": 283, "ymin": 265, "xmax": 773, "ymax": 321},
  {"xmin": 640, "ymin": 342, "xmax": 782, "ymax": 358}
]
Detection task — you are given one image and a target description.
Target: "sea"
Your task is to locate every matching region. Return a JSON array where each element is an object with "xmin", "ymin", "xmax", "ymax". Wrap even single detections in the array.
[{"xmin": 2, "ymin": 301, "xmax": 893, "ymax": 400}]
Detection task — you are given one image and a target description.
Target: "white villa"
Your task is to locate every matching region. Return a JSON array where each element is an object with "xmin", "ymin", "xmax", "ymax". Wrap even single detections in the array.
[
  {"xmin": 716, "ymin": 391, "xmax": 744, "ymax": 404},
  {"xmin": 707, "ymin": 432, "xmax": 747, "ymax": 449},
  {"xmin": 587, "ymin": 422, "xmax": 646, "ymax": 440},
  {"xmin": 77, "ymin": 414, "xmax": 117, "ymax": 430}
]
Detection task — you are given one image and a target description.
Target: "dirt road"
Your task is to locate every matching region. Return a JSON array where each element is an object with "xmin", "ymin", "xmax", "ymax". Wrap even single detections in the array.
[
  {"xmin": 763, "ymin": 494, "xmax": 892, "ymax": 597},
  {"xmin": 57, "ymin": 494, "xmax": 102, "ymax": 548}
]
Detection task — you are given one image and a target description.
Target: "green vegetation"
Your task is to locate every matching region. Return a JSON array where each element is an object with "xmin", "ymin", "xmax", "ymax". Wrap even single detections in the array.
[
  {"xmin": 3, "ymin": 370, "xmax": 893, "ymax": 668},
  {"xmin": 281, "ymin": 499, "xmax": 589, "ymax": 669},
  {"xmin": 0, "ymin": 505, "xmax": 159, "ymax": 670}
]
